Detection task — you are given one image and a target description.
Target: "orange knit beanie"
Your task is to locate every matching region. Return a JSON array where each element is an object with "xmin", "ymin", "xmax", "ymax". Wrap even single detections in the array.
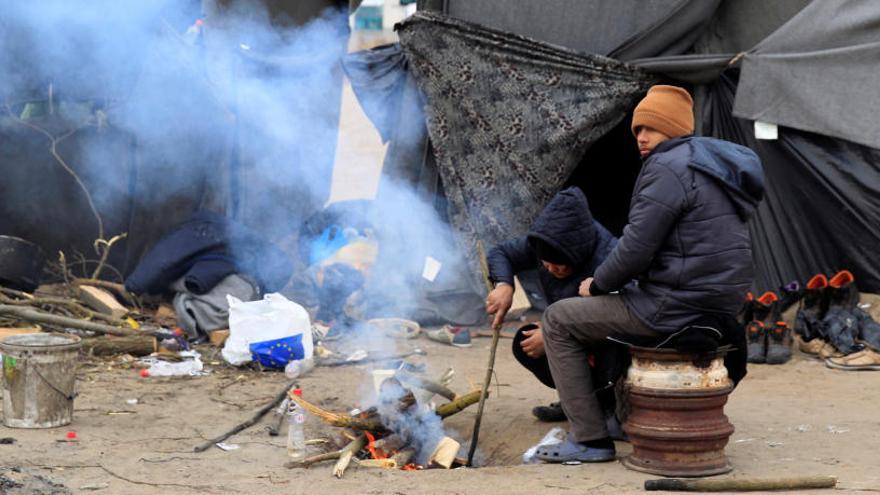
[{"xmin": 631, "ymin": 85, "xmax": 694, "ymax": 138}]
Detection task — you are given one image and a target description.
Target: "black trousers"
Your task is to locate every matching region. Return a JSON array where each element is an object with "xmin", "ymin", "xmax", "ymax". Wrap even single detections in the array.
[{"xmin": 511, "ymin": 323, "xmax": 618, "ymax": 413}]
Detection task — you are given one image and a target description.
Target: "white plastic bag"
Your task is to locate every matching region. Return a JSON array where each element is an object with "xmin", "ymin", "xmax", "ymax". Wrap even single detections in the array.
[
  {"xmin": 522, "ymin": 427, "xmax": 566, "ymax": 464},
  {"xmin": 221, "ymin": 293, "xmax": 313, "ymax": 367}
]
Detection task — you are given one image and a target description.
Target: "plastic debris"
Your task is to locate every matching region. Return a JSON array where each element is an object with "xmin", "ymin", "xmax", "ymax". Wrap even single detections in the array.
[
  {"xmin": 522, "ymin": 427, "xmax": 565, "ymax": 464},
  {"xmin": 140, "ymin": 351, "xmax": 206, "ymax": 377}
]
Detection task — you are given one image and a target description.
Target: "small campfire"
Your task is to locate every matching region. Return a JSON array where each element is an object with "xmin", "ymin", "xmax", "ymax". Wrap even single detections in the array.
[{"xmin": 287, "ymin": 369, "xmax": 485, "ymax": 477}]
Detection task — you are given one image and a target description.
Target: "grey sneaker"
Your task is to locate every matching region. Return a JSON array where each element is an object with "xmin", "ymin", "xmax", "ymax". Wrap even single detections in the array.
[{"xmin": 426, "ymin": 325, "xmax": 472, "ymax": 348}]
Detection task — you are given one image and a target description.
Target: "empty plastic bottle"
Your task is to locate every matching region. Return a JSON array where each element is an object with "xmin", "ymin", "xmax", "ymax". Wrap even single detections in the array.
[
  {"xmin": 287, "ymin": 389, "xmax": 306, "ymax": 461},
  {"xmin": 284, "ymin": 357, "xmax": 315, "ymax": 380}
]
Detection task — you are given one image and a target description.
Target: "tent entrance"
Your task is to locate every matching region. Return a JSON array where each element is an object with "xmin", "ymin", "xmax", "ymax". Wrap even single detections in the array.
[{"xmin": 565, "ymin": 112, "xmax": 642, "ymax": 237}]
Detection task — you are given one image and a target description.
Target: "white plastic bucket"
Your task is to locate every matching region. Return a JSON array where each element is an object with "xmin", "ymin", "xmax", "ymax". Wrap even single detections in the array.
[{"xmin": 0, "ymin": 333, "xmax": 81, "ymax": 428}]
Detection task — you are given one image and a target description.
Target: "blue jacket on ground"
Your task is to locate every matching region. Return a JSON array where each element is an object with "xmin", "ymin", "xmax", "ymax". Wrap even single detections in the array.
[
  {"xmin": 590, "ymin": 136, "xmax": 765, "ymax": 333},
  {"xmin": 487, "ymin": 187, "xmax": 617, "ymax": 304}
]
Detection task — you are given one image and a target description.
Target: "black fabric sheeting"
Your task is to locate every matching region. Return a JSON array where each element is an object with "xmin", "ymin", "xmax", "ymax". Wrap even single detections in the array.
[
  {"xmin": 436, "ymin": 0, "xmax": 705, "ymax": 59},
  {"xmin": 704, "ymin": 71, "xmax": 880, "ymax": 293}
]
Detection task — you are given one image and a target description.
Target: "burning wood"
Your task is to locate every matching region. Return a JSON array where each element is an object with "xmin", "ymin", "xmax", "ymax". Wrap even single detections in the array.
[
  {"xmin": 428, "ymin": 437, "xmax": 460, "ymax": 469},
  {"xmin": 333, "ymin": 434, "xmax": 366, "ymax": 478},
  {"xmin": 287, "ymin": 372, "xmax": 486, "ymax": 477}
]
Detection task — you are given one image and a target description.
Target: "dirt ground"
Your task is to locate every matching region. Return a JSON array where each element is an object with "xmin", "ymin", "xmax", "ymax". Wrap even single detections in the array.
[{"xmin": 1, "ymin": 323, "xmax": 879, "ymax": 495}]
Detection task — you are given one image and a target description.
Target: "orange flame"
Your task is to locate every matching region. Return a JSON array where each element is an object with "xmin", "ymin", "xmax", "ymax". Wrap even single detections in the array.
[
  {"xmin": 364, "ymin": 431, "xmax": 388, "ymax": 460},
  {"xmin": 402, "ymin": 463, "xmax": 421, "ymax": 471}
]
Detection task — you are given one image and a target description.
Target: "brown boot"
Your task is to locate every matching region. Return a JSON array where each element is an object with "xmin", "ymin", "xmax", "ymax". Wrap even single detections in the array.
[
  {"xmin": 818, "ymin": 342, "xmax": 844, "ymax": 359},
  {"xmin": 795, "ymin": 334, "xmax": 825, "ymax": 356}
]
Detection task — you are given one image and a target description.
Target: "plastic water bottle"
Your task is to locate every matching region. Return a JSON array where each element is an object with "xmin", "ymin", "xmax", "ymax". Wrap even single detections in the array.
[
  {"xmin": 287, "ymin": 389, "xmax": 306, "ymax": 461},
  {"xmin": 184, "ymin": 19, "xmax": 204, "ymax": 46},
  {"xmin": 284, "ymin": 357, "xmax": 315, "ymax": 380}
]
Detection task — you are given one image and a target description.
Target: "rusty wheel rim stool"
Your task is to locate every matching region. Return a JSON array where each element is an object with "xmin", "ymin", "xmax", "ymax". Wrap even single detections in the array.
[{"xmin": 621, "ymin": 346, "xmax": 734, "ymax": 477}]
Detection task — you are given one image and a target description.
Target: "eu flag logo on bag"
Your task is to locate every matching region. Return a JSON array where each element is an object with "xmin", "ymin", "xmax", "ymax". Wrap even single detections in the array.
[{"xmin": 249, "ymin": 334, "xmax": 305, "ymax": 369}]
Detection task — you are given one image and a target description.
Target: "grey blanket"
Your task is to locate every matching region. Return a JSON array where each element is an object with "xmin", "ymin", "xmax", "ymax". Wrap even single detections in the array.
[{"xmin": 172, "ymin": 274, "xmax": 258, "ymax": 338}]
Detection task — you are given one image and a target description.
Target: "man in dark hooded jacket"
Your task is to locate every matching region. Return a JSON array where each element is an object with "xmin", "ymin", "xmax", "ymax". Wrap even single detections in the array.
[
  {"xmin": 486, "ymin": 186, "xmax": 617, "ymax": 421},
  {"xmin": 535, "ymin": 85, "xmax": 764, "ymax": 464}
]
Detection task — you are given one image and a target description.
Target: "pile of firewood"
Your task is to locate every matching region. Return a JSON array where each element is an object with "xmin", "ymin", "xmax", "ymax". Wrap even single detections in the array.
[
  {"xmin": 286, "ymin": 370, "xmax": 484, "ymax": 477},
  {"xmin": 0, "ymin": 279, "xmax": 174, "ymax": 355}
]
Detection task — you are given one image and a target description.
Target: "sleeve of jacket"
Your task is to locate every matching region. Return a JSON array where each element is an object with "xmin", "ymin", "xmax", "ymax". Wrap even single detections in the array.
[
  {"xmin": 487, "ymin": 237, "xmax": 534, "ymax": 286},
  {"xmin": 591, "ymin": 161, "xmax": 687, "ymax": 294}
]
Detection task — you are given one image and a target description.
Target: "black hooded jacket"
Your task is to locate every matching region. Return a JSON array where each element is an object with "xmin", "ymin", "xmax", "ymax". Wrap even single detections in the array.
[
  {"xmin": 590, "ymin": 136, "xmax": 765, "ymax": 333},
  {"xmin": 487, "ymin": 187, "xmax": 617, "ymax": 304}
]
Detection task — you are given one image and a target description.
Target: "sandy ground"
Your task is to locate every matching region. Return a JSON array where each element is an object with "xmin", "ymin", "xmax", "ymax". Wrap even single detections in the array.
[
  {"xmin": 3, "ymin": 30, "xmax": 880, "ymax": 494},
  {"xmin": 1, "ymin": 331, "xmax": 879, "ymax": 494}
]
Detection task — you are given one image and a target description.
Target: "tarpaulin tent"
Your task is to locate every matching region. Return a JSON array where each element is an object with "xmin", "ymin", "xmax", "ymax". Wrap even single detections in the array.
[
  {"xmin": 0, "ymin": 0, "xmax": 349, "ymax": 281},
  {"xmin": 347, "ymin": 0, "xmax": 880, "ymax": 324}
]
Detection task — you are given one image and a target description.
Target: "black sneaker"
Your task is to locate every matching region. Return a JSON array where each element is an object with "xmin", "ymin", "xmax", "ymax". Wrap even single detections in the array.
[{"xmin": 532, "ymin": 402, "xmax": 566, "ymax": 422}]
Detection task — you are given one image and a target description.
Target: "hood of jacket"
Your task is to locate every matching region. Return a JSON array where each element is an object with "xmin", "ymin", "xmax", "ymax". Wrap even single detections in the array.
[
  {"xmin": 651, "ymin": 136, "xmax": 764, "ymax": 220},
  {"xmin": 688, "ymin": 137, "xmax": 764, "ymax": 220},
  {"xmin": 526, "ymin": 187, "xmax": 596, "ymax": 268}
]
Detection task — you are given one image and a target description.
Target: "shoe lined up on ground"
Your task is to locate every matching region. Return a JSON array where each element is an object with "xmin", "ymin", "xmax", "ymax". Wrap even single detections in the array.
[
  {"xmin": 791, "ymin": 270, "xmax": 880, "ymax": 370},
  {"xmin": 742, "ymin": 291, "xmax": 792, "ymax": 364},
  {"xmin": 425, "ymin": 324, "xmax": 472, "ymax": 347}
]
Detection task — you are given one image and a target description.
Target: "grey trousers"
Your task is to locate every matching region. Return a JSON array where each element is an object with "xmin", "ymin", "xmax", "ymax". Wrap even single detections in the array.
[{"xmin": 542, "ymin": 295, "xmax": 660, "ymax": 442}]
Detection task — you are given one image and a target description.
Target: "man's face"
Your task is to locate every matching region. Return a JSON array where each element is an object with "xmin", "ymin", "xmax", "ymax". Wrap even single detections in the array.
[
  {"xmin": 542, "ymin": 260, "xmax": 573, "ymax": 279},
  {"xmin": 635, "ymin": 126, "xmax": 672, "ymax": 158}
]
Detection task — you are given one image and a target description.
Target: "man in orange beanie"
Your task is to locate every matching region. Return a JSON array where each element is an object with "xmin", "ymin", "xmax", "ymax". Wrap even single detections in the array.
[{"xmin": 535, "ymin": 85, "xmax": 765, "ymax": 463}]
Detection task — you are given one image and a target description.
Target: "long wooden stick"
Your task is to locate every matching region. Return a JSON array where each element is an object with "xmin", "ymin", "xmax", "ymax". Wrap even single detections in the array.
[
  {"xmin": 467, "ymin": 240, "xmax": 500, "ymax": 467},
  {"xmin": 644, "ymin": 476, "xmax": 837, "ymax": 492},
  {"xmin": 436, "ymin": 390, "xmax": 483, "ymax": 418},
  {"xmin": 288, "ymin": 394, "xmax": 387, "ymax": 432},
  {"xmin": 285, "ymin": 450, "xmax": 342, "ymax": 469},
  {"xmin": 81, "ymin": 335, "xmax": 156, "ymax": 356},
  {"xmin": 288, "ymin": 389, "xmax": 485, "ymax": 432},
  {"xmin": 194, "ymin": 379, "xmax": 295, "ymax": 452},
  {"xmin": 0, "ymin": 304, "xmax": 141, "ymax": 337},
  {"xmin": 0, "ymin": 293, "xmax": 119, "ymax": 324}
]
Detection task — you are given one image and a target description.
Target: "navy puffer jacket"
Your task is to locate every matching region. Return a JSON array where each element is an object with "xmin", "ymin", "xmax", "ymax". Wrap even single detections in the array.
[
  {"xmin": 591, "ymin": 136, "xmax": 764, "ymax": 333},
  {"xmin": 488, "ymin": 187, "xmax": 617, "ymax": 305}
]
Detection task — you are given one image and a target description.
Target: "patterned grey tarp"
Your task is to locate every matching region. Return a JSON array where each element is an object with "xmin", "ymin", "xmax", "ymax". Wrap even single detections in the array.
[{"xmin": 396, "ymin": 11, "xmax": 654, "ymax": 282}]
